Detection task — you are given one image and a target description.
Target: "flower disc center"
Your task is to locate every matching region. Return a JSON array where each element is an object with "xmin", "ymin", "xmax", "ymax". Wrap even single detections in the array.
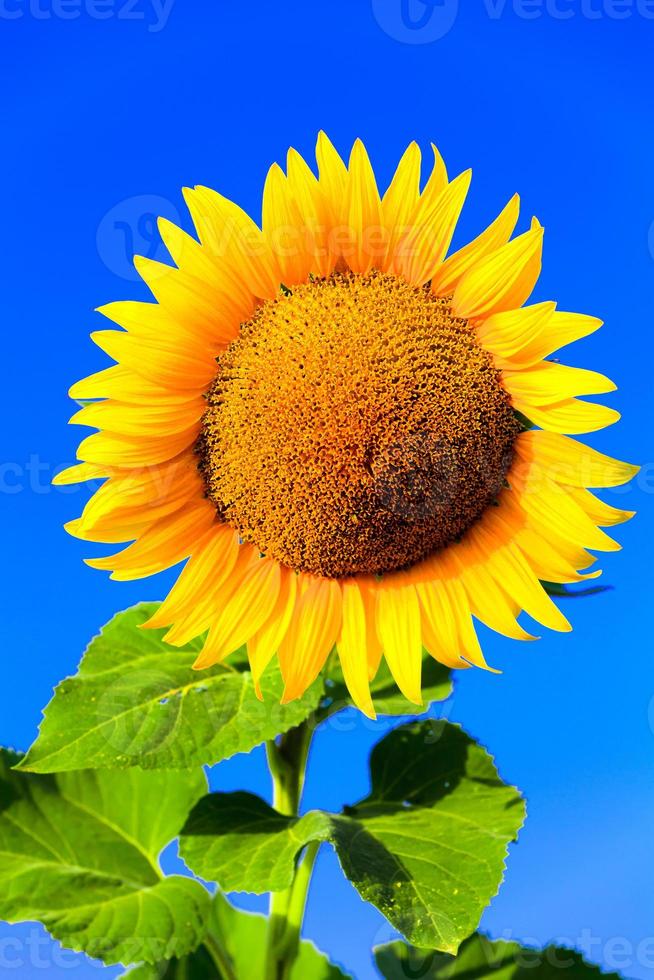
[{"xmin": 198, "ymin": 272, "xmax": 520, "ymax": 578}]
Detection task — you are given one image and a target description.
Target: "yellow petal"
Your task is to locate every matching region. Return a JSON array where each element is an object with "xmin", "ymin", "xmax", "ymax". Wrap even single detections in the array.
[
  {"xmin": 375, "ymin": 581, "xmax": 423, "ymax": 705},
  {"xmin": 515, "ymin": 525, "xmax": 602, "ymax": 584},
  {"xmin": 279, "ymin": 576, "xmax": 342, "ymax": 702},
  {"xmin": 415, "ymin": 578, "xmax": 468, "ymax": 668},
  {"xmin": 384, "ymin": 142, "xmax": 447, "ymax": 277},
  {"xmin": 97, "ymin": 298, "xmax": 215, "ymax": 350},
  {"xmin": 77, "ymin": 425, "xmax": 199, "ymax": 468},
  {"xmin": 345, "ymin": 139, "xmax": 384, "ymax": 275},
  {"xmin": 145, "ymin": 524, "xmax": 241, "ymax": 630},
  {"xmin": 286, "ymin": 147, "xmax": 336, "ymax": 278},
  {"xmin": 193, "ymin": 558, "xmax": 282, "ymax": 669},
  {"xmin": 495, "ymin": 490, "xmax": 598, "ymax": 583},
  {"xmin": 381, "ymin": 142, "xmax": 422, "ymax": 268},
  {"xmin": 85, "ymin": 500, "xmax": 216, "ymax": 578},
  {"xmin": 415, "ymin": 551, "xmax": 496, "ymax": 667},
  {"xmin": 77, "ymin": 454, "xmax": 201, "ymax": 535},
  {"xmin": 90, "ymin": 329, "xmax": 216, "ymax": 392},
  {"xmin": 396, "ymin": 170, "xmax": 471, "ymax": 286},
  {"xmin": 503, "ymin": 362, "xmax": 616, "ymax": 406},
  {"xmin": 431, "ymin": 193, "xmax": 520, "ymax": 296},
  {"xmin": 183, "ymin": 185, "xmax": 279, "ymax": 300},
  {"xmin": 133, "ymin": 257, "xmax": 246, "ymax": 345},
  {"xmin": 70, "ymin": 397, "xmax": 204, "ymax": 438},
  {"xmin": 358, "ymin": 576, "xmax": 384, "ymax": 680},
  {"xmin": 516, "ymin": 310, "xmax": 602, "ymax": 365},
  {"xmin": 476, "ymin": 302, "xmax": 557, "ymax": 365},
  {"xmin": 69, "ymin": 364, "xmax": 194, "ymax": 405},
  {"xmin": 469, "ymin": 522, "xmax": 571, "ymax": 633},
  {"xmin": 262, "ymin": 162, "xmax": 313, "ymax": 285},
  {"xmin": 248, "ymin": 568, "xmax": 299, "ymax": 696},
  {"xmin": 505, "ymin": 477, "xmax": 598, "ymax": 572},
  {"xmin": 52, "ymin": 462, "xmax": 107, "ymax": 486},
  {"xmin": 157, "ymin": 217, "xmax": 253, "ymax": 316},
  {"xmin": 65, "ymin": 515, "xmax": 151, "ymax": 544},
  {"xmin": 162, "ymin": 542, "xmax": 258, "ymax": 645},
  {"xmin": 337, "ymin": 579, "xmax": 376, "ymax": 718},
  {"xmin": 566, "ymin": 487, "xmax": 635, "ymax": 528},
  {"xmin": 411, "ymin": 143, "xmax": 448, "ymax": 217},
  {"xmin": 520, "ymin": 429, "xmax": 639, "ymax": 488},
  {"xmin": 521, "ymin": 399, "xmax": 620, "ymax": 435},
  {"xmin": 497, "ymin": 487, "xmax": 601, "ymax": 583},
  {"xmin": 452, "ymin": 220, "xmax": 543, "ymax": 321},
  {"xmin": 315, "ymin": 131, "xmax": 348, "ymax": 229},
  {"xmin": 448, "ymin": 541, "xmax": 536, "ymax": 641},
  {"xmin": 441, "ymin": 577, "xmax": 494, "ymax": 670},
  {"xmin": 510, "ymin": 471, "xmax": 622, "ymax": 553}
]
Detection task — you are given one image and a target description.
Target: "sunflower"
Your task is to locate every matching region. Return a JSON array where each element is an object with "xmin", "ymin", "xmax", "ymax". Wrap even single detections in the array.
[{"xmin": 56, "ymin": 134, "xmax": 637, "ymax": 717}]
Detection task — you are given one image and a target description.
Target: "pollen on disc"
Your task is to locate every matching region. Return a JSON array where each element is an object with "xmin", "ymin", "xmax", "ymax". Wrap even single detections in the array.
[{"xmin": 197, "ymin": 271, "xmax": 520, "ymax": 578}]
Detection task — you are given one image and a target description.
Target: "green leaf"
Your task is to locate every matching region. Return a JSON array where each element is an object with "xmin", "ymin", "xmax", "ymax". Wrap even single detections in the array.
[
  {"xmin": 326, "ymin": 652, "xmax": 451, "ymax": 717},
  {"xmin": 368, "ymin": 654, "xmax": 451, "ymax": 715},
  {"xmin": 182, "ymin": 792, "xmax": 329, "ymax": 893},
  {"xmin": 541, "ymin": 580, "xmax": 611, "ymax": 599},
  {"xmin": 0, "ymin": 749, "xmax": 210, "ymax": 965},
  {"xmin": 19, "ymin": 603, "xmax": 321, "ymax": 772},
  {"xmin": 374, "ymin": 933, "xmax": 623, "ymax": 978},
  {"xmin": 123, "ymin": 893, "xmax": 351, "ymax": 978},
  {"xmin": 514, "ymin": 410, "xmax": 535, "ymax": 431},
  {"xmin": 180, "ymin": 721, "xmax": 524, "ymax": 954}
]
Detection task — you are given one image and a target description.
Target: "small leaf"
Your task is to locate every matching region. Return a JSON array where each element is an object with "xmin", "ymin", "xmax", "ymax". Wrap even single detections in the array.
[
  {"xmin": 375, "ymin": 933, "xmax": 623, "ymax": 978},
  {"xmin": 368, "ymin": 654, "xmax": 451, "ymax": 715},
  {"xmin": 541, "ymin": 580, "xmax": 611, "ymax": 599},
  {"xmin": 182, "ymin": 793, "xmax": 332, "ymax": 893},
  {"xmin": 122, "ymin": 894, "xmax": 351, "ymax": 978},
  {"xmin": 514, "ymin": 410, "xmax": 535, "ymax": 431},
  {"xmin": 180, "ymin": 722, "xmax": 524, "ymax": 954},
  {"xmin": 0, "ymin": 749, "xmax": 210, "ymax": 965},
  {"xmin": 326, "ymin": 652, "xmax": 451, "ymax": 717},
  {"xmin": 19, "ymin": 604, "xmax": 322, "ymax": 772}
]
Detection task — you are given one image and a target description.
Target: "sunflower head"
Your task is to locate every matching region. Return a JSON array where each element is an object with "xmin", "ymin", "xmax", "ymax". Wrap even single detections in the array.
[
  {"xmin": 57, "ymin": 134, "xmax": 637, "ymax": 718},
  {"xmin": 198, "ymin": 272, "xmax": 521, "ymax": 579}
]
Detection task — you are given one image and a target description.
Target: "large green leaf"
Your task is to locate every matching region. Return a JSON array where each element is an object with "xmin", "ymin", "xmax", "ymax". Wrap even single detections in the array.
[
  {"xmin": 375, "ymin": 933, "xmax": 623, "ymax": 978},
  {"xmin": 18, "ymin": 604, "xmax": 321, "ymax": 772},
  {"xmin": 123, "ymin": 893, "xmax": 351, "ymax": 978},
  {"xmin": 0, "ymin": 749, "xmax": 210, "ymax": 965},
  {"xmin": 180, "ymin": 721, "xmax": 524, "ymax": 953}
]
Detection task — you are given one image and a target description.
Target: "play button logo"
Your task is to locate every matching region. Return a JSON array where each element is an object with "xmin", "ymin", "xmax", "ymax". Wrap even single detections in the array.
[{"xmin": 372, "ymin": 0, "xmax": 459, "ymax": 43}]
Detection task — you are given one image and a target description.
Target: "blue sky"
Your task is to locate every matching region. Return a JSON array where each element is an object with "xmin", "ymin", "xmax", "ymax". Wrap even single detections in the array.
[{"xmin": 1, "ymin": 1, "xmax": 653, "ymax": 977}]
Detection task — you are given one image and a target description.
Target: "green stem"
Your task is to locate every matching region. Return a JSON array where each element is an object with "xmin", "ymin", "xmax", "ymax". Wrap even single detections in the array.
[
  {"xmin": 204, "ymin": 929, "xmax": 238, "ymax": 980},
  {"xmin": 282, "ymin": 840, "xmax": 320, "ymax": 968},
  {"xmin": 263, "ymin": 719, "xmax": 317, "ymax": 980}
]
